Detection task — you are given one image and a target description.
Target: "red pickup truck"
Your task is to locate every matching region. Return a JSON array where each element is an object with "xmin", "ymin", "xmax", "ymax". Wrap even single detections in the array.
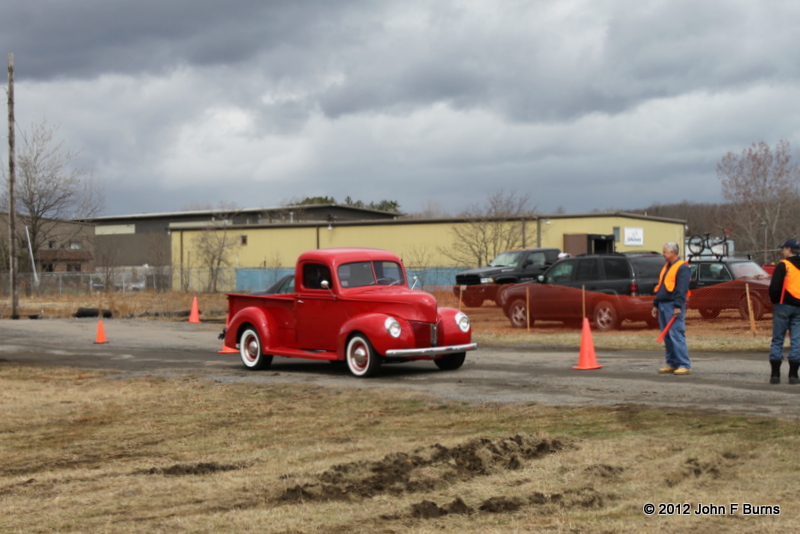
[{"xmin": 221, "ymin": 247, "xmax": 477, "ymax": 377}]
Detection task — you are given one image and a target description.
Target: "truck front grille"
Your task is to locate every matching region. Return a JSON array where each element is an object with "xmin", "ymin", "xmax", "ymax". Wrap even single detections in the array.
[
  {"xmin": 455, "ymin": 274, "xmax": 481, "ymax": 285},
  {"xmin": 410, "ymin": 321, "xmax": 440, "ymax": 347}
]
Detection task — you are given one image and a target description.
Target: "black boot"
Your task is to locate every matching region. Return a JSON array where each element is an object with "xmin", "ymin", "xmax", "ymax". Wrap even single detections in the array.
[
  {"xmin": 771, "ymin": 361, "xmax": 782, "ymax": 384},
  {"xmin": 790, "ymin": 362, "xmax": 800, "ymax": 385}
]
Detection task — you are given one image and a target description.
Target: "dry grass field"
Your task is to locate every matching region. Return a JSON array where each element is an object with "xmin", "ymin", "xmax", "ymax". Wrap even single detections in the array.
[
  {"xmin": 1, "ymin": 290, "xmax": 793, "ymax": 533},
  {"xmin": 2, "ymin": 365, "xmax": 799, "ymax": 533}
]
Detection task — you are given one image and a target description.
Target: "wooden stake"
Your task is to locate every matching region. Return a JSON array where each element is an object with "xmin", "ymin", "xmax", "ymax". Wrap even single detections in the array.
[
  {"xmin": 526, "ymin": 286, "xmax": 530, "ymax": 333},
  {"xmin": 745, "ymin": 283, "xmax": 756, "ymax": 337},
  {"xmin": 582, "ymin": 285, "xmax": 586, "ymax": 319}
]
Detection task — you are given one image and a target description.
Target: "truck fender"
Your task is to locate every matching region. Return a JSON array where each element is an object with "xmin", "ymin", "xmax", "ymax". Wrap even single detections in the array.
[
  {"xmin": 225, "ymin": 306, "xmax": 277, "ymax": 351},
  {"xmin": 336, "ymin": 313, "xmax": 415, "ymax": 359},
  {"xmin": 437, "ymin": 307, "xmax": 473, "ymax": 346}
]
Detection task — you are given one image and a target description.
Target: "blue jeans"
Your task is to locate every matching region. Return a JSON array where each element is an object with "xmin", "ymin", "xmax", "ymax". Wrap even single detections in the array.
[
  {"xmin": 657, "ymin": 301, "xmax": 690, "ymax": 369},
  {"xmin": 769, "ymin": 303, "xmax": 800, "ymax": 363}
]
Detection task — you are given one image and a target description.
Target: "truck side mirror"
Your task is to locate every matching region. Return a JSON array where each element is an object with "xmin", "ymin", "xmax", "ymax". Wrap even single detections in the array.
[
  {"xmin": 321, "ymin": 280, "xmax": 330, "ymax": 290},
  {"xmin": 537, "ymin": 275, "xmax": 545, "ymax": 283}
]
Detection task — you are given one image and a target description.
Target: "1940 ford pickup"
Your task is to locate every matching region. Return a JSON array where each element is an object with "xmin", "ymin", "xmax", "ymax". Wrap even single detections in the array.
[{"xmin": 220, "ymin": 247, "xmax": 477, "ymax": 377}]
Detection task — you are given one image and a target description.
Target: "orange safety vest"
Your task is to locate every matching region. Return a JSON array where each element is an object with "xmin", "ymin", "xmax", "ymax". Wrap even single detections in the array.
[
  {"xmin": 780, "ymin": 260, "xmax": 800, "ymax": 303},
  {"xmin": 655, "ymin": 260, "xmax": 690, "ymax": 294}
]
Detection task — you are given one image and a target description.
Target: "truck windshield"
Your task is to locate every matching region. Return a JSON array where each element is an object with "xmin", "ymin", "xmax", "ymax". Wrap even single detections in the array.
[
  {"xmin": 338, "ymin": 261, "xmax": 405, "ymax": 288},
  {"xmin": 730, "ymin": 261, "xmax": 770, "ymax": 279},
  {"xmin": 489, "ymin": 251, "xmax": 524, "ymax": 267}
]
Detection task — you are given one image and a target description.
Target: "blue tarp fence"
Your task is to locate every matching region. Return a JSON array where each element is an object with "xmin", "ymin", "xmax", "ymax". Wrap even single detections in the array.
[{"xmin": 235, "ymin": 267, "xmax": 462, "ymax": 292}]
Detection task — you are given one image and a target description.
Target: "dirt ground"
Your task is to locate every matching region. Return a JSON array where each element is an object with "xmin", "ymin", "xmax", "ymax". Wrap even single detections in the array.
[{"xmin": 460, "ymin": 301, "xmax": 772, "ymax": 340}]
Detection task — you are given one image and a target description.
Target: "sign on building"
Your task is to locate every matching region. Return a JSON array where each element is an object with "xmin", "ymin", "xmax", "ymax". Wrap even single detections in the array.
[{"xmin": 624, "ymin": 227, "xmax": 644, "ymax": 246}]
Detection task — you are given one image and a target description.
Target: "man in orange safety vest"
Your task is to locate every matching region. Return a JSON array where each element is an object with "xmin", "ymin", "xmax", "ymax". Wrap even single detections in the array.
[
  {"xmin": 652, "ymin": 242, "xmax": 692, "ymax": 375},
  {"xmin": 768, "ymin": 238, "xmax": 800, "ymax": 384}
]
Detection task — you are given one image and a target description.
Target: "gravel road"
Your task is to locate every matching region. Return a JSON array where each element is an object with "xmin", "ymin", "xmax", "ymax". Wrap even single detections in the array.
[{"xmin": 1, "ymin": 318, "xmax": 798, "ymax": 418}]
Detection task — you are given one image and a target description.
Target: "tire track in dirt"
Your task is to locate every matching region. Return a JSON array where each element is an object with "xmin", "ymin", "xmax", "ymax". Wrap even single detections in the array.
[{"xmin": 278, "ymin": 434, "xmax": 568, "ymax": 504}]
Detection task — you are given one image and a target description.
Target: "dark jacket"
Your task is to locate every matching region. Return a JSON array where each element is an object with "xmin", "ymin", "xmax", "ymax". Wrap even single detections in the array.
[
  {"xmin": 769, "ymin": 255, "xmax": 800, "ymax": 307},
  {"xmin": 653, "ymin": 260, "xmax": 691, "ymax": 309}
]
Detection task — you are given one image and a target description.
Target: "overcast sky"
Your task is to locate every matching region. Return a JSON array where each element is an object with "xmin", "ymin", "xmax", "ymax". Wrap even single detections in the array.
[{"xmin": 2, "ymin": 0, "xmax": 800, "ymax": 217}]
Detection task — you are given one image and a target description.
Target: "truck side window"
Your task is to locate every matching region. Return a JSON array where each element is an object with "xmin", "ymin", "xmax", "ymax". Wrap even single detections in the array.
[
  {"xmin": 302, "ymin": 263, "xmax": 331, "ymax": 290},
  {"xmin": 603, "ymin": 258, "xmax": 631, "ymax": 280},
  {"xmin": 546, "ymin": 261, "xmax": 574, "ymax": 284},
  {"xmin": 528, "ymin": 252, "xmax": 545, "ymax": 266},
  {"xmin": 699, "ymin": 263, "xmax": 722, "ymax": 281},
  {"xmin": 575, "ymin": 259, "xmax": 600, "ymax": 281}
]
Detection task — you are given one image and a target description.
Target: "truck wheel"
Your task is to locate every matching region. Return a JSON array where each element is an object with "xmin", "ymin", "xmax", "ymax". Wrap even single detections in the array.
[
  {"xmin": 239, "ymin": 327, "xmax": 273, "ymax": 370},
  {"xmin": 739, "ymin": 295, "xmax": 764, "ymax": 321},
  {"xmin": 434, "ymin": 352, "xmax": 466, "ymax": 370},
  {"xmin": 593, "ymin": 301, "xmax": 620, "ymax": 331},
  {"xmin": 461, "ymin": 294, "xmax": 484, "ymax": 308},
  {"xmin": 346, "ymin": 334, "xmax": 381, "ymax": 378},
  {"xmin": 508, "ymin": 299, "xmax": 531, "ymax": 328}
]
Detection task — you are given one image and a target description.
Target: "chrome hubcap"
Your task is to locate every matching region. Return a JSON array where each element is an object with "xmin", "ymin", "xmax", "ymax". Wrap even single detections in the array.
[
  {"xmin": 246, "ymin": 338, "xmax": 258, "ymax": 359},
  {"xmin": 511, "ymin": 305, "xmax": 526, "ymax": 325},
  {"xmin": 352, "ymin": 346, "xmax": 367, "ymax": 368}
]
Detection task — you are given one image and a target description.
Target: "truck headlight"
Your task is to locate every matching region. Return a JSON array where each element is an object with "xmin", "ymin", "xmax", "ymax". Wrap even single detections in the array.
[
  {"xmin": 385, "ymin": 317, "xmax": 402, "ymax": 338},
  {"xmin": 480, "ymin": 277, "xmax": 494, "ymax": 284},
  {"xmin": 455, "ymin": 311, "xmax": 470, "ymax": 333}
]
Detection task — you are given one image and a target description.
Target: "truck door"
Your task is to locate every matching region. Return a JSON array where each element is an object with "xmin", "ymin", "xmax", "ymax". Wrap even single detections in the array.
[
  {"xmin": 519, "ymin": 251, "xmax": 547, "ymax": 282},
  {"xmin": 295, "ymin": 262, "xmax": 344, "ymax": 351},
  {"xmin": 539, "ymin": 259, "xmax": 581, "ymax": 319}
]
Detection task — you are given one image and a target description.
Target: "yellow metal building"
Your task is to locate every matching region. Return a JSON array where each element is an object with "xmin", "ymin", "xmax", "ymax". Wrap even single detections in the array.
[{"xmin": 170, "ymin": 212, "xmax": 685, "ymax": 291}]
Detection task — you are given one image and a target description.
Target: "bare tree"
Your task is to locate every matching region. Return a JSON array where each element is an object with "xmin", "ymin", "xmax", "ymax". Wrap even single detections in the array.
[
  {"xmin": 441, "ymin": 191, "xmax": 536, "ymax": 267},
  {"xmin": 93, "ymin": 234, "xmax": 124, "ymax": 292},
  {"xmin": 1, "ymin": 119, "xmax": 104, "ymax": 269},
  {"xmin": 409, "ymin": 200, "xmax": 451, "ymax": 219},
  {"xmin": 717, "ymin": 140, "xmax": 800, "ymax": 259},
  {"xmin": 145, "ymin": 233, "xmax": 172, "ymax": 291},
  {"xmin": 192, "ymin": 203, "xmax": 242, "ymax": 292},
  {"xmin": 635, "ymin": 201, "xmax": 733, "ymax": 238}
]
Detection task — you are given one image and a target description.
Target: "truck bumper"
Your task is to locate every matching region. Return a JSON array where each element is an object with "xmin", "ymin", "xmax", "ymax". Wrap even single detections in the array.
[
  {"xmin": 452, "ymin": 285, "xmax": 496, "ymax": 298},
  {"xmin": 385, "ymin": 343, "xmax": 477, "ymax": 358}
]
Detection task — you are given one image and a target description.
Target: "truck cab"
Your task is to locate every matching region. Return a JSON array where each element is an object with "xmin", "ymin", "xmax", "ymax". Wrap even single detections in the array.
[{"xmin": 453, "ymin": 247, "xmax": 561, "ymax": 307}]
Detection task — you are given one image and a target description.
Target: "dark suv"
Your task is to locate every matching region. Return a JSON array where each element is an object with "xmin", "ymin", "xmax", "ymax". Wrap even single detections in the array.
[
  {"xmin": 453, "ymin": 247, "xmax": 561, "ymax": 307},
  {"xmin": 499, "ymin": 252, "xmax": 665, "ymax": 330}
]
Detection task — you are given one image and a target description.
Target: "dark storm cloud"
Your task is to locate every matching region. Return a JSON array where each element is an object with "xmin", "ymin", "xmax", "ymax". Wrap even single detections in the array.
[
  {"xmin": 0, "ymin": 0, "xmax": 366, "ymax": 79},
  {"xmin": 4, "ymin": 1, "xmax": 800, "ymax": 217}
]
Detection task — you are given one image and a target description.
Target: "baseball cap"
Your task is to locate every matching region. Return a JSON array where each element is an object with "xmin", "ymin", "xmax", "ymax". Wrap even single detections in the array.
[{"xmin": 779, "ymin": 238, "xmax": 800, "ymax": 250}]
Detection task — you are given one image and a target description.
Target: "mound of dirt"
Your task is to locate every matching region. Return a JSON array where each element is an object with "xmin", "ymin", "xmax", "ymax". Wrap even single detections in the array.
[
  {"xmin": 278, "ymin": 434, "xmax": 568, "ymax": 504},
  {"xmin": 143, "ymin": 462, "xmax": 241, "ymax": 476}
]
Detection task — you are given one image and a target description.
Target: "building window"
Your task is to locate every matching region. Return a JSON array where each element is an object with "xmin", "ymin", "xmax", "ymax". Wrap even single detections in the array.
[
  {"xmin": 43, "ymin": 263, "xmax": 54, "ymax": 272},
  {"xmin": 241, "ymin": 235, "xmax": 248, "ymax": 246},
  {"xmin": 48, "ymin": 241, "xmax": 55, "ymax": 249},
  {"xmin": 67, "ymin": 263, "xmax": 82, "ymax": 272},
  {"xmin": 69, "ymin": 242, "xmax": 82, "ymax": 250}
]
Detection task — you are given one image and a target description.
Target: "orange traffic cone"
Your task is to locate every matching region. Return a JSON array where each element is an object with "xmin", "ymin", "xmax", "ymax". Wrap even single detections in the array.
[
  {"xmin": 94, "ymin": 320, "xmax": 108, "ymax": 344},
  {"xmin": 573, "ymin": 318, "xmax": 602, "ymax": 370},
  {"xmin": 188, "ymin": 297, "xmax": 201, "ymax": 323},
  {"xmin": 218, "ymin": 314, "xmax": 238, "ymax": 354}
]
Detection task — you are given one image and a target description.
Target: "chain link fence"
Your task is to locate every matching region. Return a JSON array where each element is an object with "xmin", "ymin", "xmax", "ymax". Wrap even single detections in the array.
[{"xmin": 0, "ymin": 265, "xmax": 465, "ymax": 297}]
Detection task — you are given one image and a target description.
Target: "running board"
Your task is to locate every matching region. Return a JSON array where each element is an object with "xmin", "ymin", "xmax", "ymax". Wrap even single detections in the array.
[{"xmin": 267, "ymin": 347, "xmax": 338, "ymax": 361}]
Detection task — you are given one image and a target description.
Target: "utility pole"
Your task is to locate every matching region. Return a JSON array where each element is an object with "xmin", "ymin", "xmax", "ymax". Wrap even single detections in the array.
[{"xmin": 8, "ymin": 53, "xmax": 18, "ymax": 319}]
